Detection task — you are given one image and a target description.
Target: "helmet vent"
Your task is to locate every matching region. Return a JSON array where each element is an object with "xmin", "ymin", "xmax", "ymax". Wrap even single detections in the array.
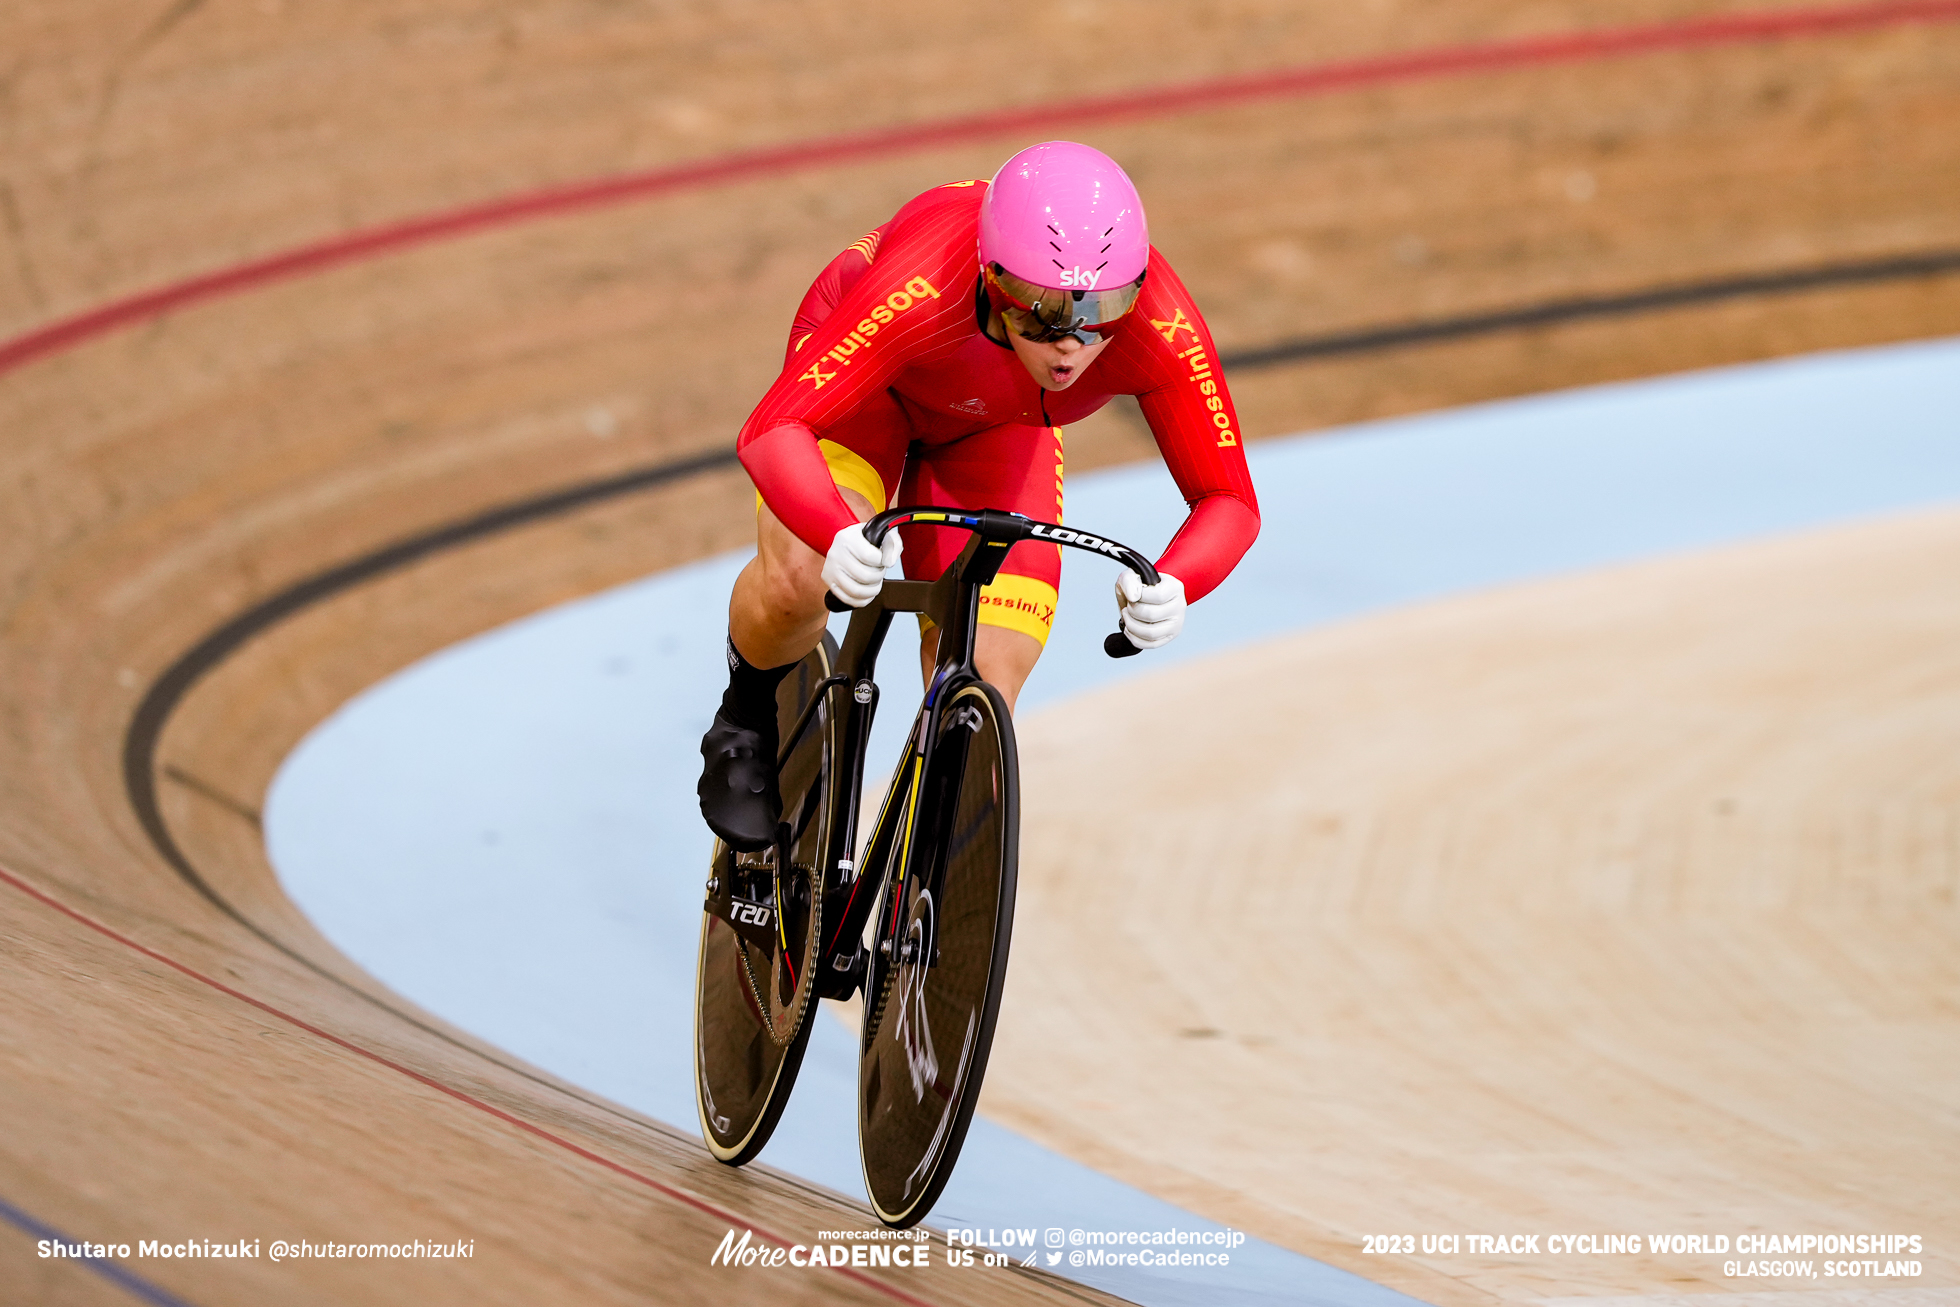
[{"xmin": 980, "ymin": 142, "xmax": 1148, "ymax": 294}]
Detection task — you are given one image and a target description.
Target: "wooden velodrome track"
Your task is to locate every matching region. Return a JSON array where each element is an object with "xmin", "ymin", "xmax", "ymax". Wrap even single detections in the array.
[{"xmin": 4, "ymin": 1, "xmax": 1959, "ymax": 1302}]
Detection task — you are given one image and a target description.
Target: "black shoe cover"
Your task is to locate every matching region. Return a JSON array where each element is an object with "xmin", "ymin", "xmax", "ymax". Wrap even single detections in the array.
[{"xmin": 698, "ymin": 707, "xmax": 780, "ymax": 851}]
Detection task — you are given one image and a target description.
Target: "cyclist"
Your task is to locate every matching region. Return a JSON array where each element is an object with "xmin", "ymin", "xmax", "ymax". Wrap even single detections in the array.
[{"xmin": 699, "ymin": 140, "xmax": 1260, "ymax": 850}]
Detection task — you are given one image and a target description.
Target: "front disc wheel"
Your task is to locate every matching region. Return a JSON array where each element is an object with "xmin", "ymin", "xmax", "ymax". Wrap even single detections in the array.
[{"xmin": 858, "ymin": 680, "xmax": 1018, "ymax": 1226}]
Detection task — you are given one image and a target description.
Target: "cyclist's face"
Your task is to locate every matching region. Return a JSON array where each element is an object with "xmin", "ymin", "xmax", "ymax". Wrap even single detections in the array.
[{"xmin": 1005, "ymin": 322, "xmax": 1112, "ymax": 391}]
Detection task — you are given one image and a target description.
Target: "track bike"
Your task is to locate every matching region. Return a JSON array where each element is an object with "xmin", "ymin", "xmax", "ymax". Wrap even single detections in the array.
[{"xmin": 692, "ymin": 505, "xmax": 1158, "ymax": 1227}]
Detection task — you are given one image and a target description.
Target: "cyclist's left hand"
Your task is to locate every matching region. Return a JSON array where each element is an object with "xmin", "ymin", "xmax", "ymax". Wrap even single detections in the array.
[{"xmin": 1115, "ymin": 569, "xmax": 1185, "ymax": 650}]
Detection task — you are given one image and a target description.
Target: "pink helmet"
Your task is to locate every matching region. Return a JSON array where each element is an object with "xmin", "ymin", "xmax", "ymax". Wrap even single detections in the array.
[{"xmin": 979, "ymin": 141, "xmax": 1149, "ymax": 342}]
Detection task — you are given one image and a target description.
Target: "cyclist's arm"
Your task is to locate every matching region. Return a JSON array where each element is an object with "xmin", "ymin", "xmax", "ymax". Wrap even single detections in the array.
[
  {"xmin": 739, "ymin": 192, "xmax": 982, "ymax": 554},
  {"xmin": 783, "ymin": 224, "xmax": 888, "ymax": 366},
  {"xmin": 1119, "ymin": 256, "xmax": 1261, "ymax": 602}
]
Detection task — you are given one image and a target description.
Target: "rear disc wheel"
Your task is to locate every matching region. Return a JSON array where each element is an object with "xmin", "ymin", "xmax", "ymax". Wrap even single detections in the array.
[{"xmin": 693, "ymin": 635, "xmax": 837, "ymax": 1164}]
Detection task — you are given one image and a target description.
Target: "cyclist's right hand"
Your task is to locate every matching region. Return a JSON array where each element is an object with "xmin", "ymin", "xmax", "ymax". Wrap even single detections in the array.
[
  {"xmin": 1115, "ymin": 568, "xmax": 1185, "ymax": 649},
  {"xmin": 821, "ymin": 523, "xmax": 903, "ymax": 607}
]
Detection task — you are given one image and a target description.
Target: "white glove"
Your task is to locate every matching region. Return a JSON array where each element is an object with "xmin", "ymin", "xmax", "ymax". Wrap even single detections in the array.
[
  {"xmin": 821, "ymin": 523, "xmax": 903, "ymax": 607},
  {"xmin": 1115, "ymin": 569, "xmax": 1185, "ymax": 650}
]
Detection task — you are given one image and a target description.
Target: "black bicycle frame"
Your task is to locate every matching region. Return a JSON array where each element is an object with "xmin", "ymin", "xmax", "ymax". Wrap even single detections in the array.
[{"xmin": 772, "ymin": 506, "xmax": 1158, "ymax": 999}]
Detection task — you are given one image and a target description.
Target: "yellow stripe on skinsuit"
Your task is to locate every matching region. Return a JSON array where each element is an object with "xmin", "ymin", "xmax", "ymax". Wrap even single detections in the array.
[
  {"xmin": 1052, "ymin": 426, "xmax": 1065, "ymax": 524},
  {"xmin": 819, "ymin": 439, "xmax": 887, "ymax": 513},
  {"xmin": 754, "ymin": 438, "xmax": 889, "ymax": 517},
  {"xmin": 919, "ymin": 573, "xmax": 1059, "ymax": 646},
  {"xmin": 976, "ymin": 573, "xmax": 1059, "ymax": 644}
]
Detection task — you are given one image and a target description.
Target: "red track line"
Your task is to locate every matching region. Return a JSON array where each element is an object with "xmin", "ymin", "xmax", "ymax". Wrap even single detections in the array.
[
  {"xmin": 0, "ymin": 861, "xmax": 940, "ymax": 1307},
  {"xmin": 3, "ymin": 0, "xmax": 1957, "ymax": 380}
]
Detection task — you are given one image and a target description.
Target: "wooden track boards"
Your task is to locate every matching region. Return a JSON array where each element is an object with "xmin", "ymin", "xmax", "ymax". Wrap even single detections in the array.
[
  {"xmin": 3, "ymin": 0, "xmax": 1959, "ymax": 1301},
  {"xmin": 999, "ymin": 508, "xmax": 1960, "ymax": 1305}
]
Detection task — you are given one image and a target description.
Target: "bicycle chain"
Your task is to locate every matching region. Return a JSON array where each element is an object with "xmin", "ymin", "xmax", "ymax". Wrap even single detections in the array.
[{"xmin": 733, "ymin": 857, "xmax": 819, "ymax": 1049}]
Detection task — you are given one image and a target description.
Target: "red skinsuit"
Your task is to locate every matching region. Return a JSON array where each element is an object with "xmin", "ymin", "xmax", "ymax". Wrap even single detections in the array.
[{"xmin": 737, "ymin": 180, "xmax": 1259, "ymax": 604}]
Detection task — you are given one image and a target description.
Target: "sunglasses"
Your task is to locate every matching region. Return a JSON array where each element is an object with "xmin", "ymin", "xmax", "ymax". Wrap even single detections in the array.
[{"xmin": 985, "ymin": 264, "xmax": 1145, "ymax": 345}]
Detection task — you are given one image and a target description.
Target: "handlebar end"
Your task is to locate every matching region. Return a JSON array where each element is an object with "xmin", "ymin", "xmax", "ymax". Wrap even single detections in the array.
[
  {"xmin": 1104, "ymin": 631, "xmax": 1142, "ymax": 659},
  {"xmin": 824, "ymin": 592, "xmax": 850, "ymax": 613}
]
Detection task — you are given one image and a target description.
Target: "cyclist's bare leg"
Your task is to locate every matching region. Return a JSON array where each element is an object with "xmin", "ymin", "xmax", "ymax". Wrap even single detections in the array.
[
  {"xmin": 729, "ymin": 490, "xmax": 875, "ymax": 669},
  {"xmin": 919, "ymin": 625, "xmax": 1041, "ymax": 713},
  {"xmin": 727, "ymin": 491, "xmax": 1039, "ymax": 707}
]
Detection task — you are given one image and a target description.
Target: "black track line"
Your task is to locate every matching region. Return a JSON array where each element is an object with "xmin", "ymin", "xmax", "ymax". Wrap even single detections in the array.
[
  {"xmin": 1219, "ymin": 247, "xmax": 1960, "ymax": 371},
  {"xmin": 119, "ymin": 447, "xmax": 741, "ymax": 1118}
]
